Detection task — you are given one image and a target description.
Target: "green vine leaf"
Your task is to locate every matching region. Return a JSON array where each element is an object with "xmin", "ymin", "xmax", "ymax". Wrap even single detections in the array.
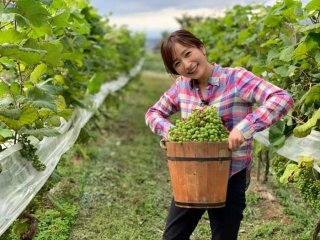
[
  {"xmin": 305, "ymin": 0, "xmax": 320, "ymax": 12},
  {"xmin": 274, "ymin": 66, "xmax": 289, "ymax": 77},
  {"xmin": 38, "ymin": 108, "xmax": 55, "ymax": 119},
  {"xmin": 280, "ymin": 163, "xmax": 299, "ymax": 183},
  {"xmin": 19, "ymin": 128, "xmax": 60, "ymax": 140},
  {"xmin": 46, "ymin": 116, "xmax": 61, "ymax": 127},
  {"xmin": 279, "ymin": 46, "xmax": 295, "ymax": 62},
  {"xmin": 41, "ymin": 42, "xmax": 63, "ymax": 67},
  {"xmin": 264, "ymin": 15, "xmax": 282, "ymax": 27},
  {"xmin": 88, "ymin": 72, "xmax": 103, "ymax": 94},
  {"xmin": 293, "ymin": 109, "xmax": 320, "ymax": 137},
  {"xmin": 11, "ymin": 82, "xmax": 20, "ymax": 98},
  {"xmin": 30, "ymin": 63, "xmax": 47, "ymax": 83},
  {"xmin": 238, "ymin": 29, "xmax": 251, "ymax": 45},
  {"xmin": 0, "ymin": 56, "xmax": 16, "ymax": 70},
  {"xmin": 0, "ymin": 12, "xmax": 15, "ymax": 23},
  {"xmin": 299, "ymin": 23, "xmax": 320, "ymax": 33},
  {"xmin": 0, "ymin": 128, "xmax": 13, "ymax": 143},
  {"xmin": 269, "ymin": 120, "xmax": 286, "ymax": 150},
  {"xmin": 304, "ymin": 85, "xmax": 320, "ymax": 108},
  {"xmin": 0, "ymin": 109, "xmax": 21, "ymax": 120},
  {"xmin": 57, "ymin": 109, "xmax": 72, "ymax": 120},
  {"xmin": 16, "ymin": 0, "xmax": 50, "ymax": 27},
  {"xmin": 0, "ymin": 30, "xmax": 27, "ymax": 44},
  {"xmin": 273, "ymin": 65, "xmax": 297, "ymax": 78},
  {"xmin": 26, "ymin": 85, "xmax": 57, "ymax": 111},
  {"xmin": 298, "ymin": 156, "xmax": 314, "ymax": 168},
  {"xmin": 0, "ymin": 44, "xmax": 46, "ymax": 65},
  {"xmin": 0, "ymin": 96, "xmax": 14, "ymax": 107},
  {"xmin": 0, "ymin": 82, "xmax": 10, "ymax": 97},
  {"xmin": 0, "ymin": 105, "xmax": 38, "ymax": 131},
  {"xmin": 294, "ymin": 5, "xmax": 304, "ymax": 17},
  {"xmin": 23, "ymin": 40, "xmax": 63, "ymax": 67},
  {"xmin": 267, "ymin": 49, "xmax": 280, "ymax": 63},
  {"xmin": 293, "ymin": 42, "xmax": 308, "ymax": 60},
  {"xmin": 49, "ymin": 8, "xmax": 70, "ymax": 27}
]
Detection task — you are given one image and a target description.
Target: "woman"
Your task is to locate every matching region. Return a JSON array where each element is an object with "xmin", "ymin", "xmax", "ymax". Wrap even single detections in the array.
[{"xmin": 145, "ymin": 29, "xmax": 293, "ymax": 240}]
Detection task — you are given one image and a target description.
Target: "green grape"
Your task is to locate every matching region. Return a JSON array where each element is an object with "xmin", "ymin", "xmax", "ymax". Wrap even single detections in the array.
[{"xmin": 168, "ymin": 106, "xmax": 229, "ymax": 142}]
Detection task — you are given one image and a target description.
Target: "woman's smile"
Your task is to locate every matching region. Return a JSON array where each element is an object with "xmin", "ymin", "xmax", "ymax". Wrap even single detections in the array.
[{"xmin": 187, "ymin": 64, "xmax": 198, "ymax": 75}]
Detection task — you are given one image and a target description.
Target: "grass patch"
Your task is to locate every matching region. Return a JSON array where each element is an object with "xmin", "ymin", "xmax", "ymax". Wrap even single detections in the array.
[{"xmin": 68, "ymin": 70, "xmax": 173, "ymax": 239}]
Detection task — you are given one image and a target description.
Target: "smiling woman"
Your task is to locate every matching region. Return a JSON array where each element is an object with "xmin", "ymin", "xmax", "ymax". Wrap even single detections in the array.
[{"xmin": 145, "ymin": 29, "xmax": 294, "ymax": 240}]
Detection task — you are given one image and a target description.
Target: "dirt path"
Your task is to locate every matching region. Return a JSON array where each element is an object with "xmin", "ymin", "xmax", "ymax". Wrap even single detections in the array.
[
  {"xmin": 247, "ymin": 171, "xmax": 291, "ymax": 224},
  {"xmin": 239, "ymin": 170, "xmax": 302, "ymax": 240}
]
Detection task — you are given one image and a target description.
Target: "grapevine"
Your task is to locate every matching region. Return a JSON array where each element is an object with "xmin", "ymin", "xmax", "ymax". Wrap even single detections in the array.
[
  {"xmin": 0, "ymin": 0, "xmax": 145, "ymax": 173},
  {"xmin": 168, "ymin": 107, "xmax": 229, "ymax": 143}
]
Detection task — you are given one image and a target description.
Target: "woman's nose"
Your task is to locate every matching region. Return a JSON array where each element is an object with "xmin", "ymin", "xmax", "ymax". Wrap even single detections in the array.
[{"xmin": 182, "ymin": 59, "xmax": 191, "ymax": 71}]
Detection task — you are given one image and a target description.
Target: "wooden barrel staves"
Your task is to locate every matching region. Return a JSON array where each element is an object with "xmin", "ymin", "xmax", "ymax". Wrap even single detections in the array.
[{"xmin": 166, "ymin": 142, "xmax": 231, "ymax": 208}]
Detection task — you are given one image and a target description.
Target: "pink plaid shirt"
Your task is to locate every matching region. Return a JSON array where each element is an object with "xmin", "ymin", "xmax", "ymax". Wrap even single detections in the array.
[{"xmin": 145, "ymin": 63, "xmax": 294, "ymax": 179}]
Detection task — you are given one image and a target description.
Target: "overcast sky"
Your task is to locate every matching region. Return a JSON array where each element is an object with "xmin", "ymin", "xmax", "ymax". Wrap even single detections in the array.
[{"xmin": 89, "ymin": 0, "xmax": 310, "ymax": 38}]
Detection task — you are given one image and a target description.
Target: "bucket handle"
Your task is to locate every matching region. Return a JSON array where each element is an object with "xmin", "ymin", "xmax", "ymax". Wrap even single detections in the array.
[{"xmin": 159, "ymin": 138, "xmax": 167, "ymax": 150}]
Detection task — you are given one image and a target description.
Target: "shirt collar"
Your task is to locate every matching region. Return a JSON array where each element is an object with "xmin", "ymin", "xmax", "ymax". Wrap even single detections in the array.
[{"xmin": 189, "ymin": 64, "xmax": 220, "ymax": 89}]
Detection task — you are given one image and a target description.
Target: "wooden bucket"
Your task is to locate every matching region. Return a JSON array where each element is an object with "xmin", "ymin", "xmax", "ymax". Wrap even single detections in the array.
[{"xmin": 166, "ymin": 142, "xmax": 231, "ymax": 208}]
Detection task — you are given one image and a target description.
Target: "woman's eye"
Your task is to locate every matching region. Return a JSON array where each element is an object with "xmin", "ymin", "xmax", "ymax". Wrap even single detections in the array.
[
  {"xmin": 173, "ymin": 62, "xmax": 180, "ymax": 68},
  {"xmin": 185, "ymin": 51, "xmax": 191, "ymax": 57}
]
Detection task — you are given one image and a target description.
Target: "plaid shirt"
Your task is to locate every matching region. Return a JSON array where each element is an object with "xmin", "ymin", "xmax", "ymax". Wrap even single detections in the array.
[{"xmin": 145, "ymin": 63, "xmax": 294, "ymax": 179}]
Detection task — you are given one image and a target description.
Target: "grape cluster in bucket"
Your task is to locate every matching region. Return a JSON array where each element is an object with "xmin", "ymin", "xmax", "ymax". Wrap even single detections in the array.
[{"xmin": 168, "ymin": 107, "xmax": 229, "ymax": 143}]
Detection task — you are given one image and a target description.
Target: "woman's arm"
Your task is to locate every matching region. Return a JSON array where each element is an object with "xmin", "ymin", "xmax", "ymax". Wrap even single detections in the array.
[
  {"xmin": 233, "ymin": 68, "xmax": 294, "ymax": 140},
  {"xmin": 145, "ymin": 81, "xmax": 180, "ymax": 139}
]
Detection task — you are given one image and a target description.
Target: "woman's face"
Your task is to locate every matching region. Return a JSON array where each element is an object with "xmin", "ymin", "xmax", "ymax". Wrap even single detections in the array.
[{"xmin": 171, "ymin": 42, "xmax": 211, "ymax": 82}]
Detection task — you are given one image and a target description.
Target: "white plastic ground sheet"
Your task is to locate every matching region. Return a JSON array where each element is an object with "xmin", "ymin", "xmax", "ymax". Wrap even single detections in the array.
[
  {"xmin": 0, "ymin": 61, "xmax": 143, "ymax": 236},
  {"xmin": 254, "ymin": 129, "xmax": 320, "ymax": 173}
]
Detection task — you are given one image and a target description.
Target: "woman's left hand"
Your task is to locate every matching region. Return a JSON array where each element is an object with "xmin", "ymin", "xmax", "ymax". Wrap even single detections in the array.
[{"xmin": 228, "ymin": 128, "xmax": 244, "ymax": 151}]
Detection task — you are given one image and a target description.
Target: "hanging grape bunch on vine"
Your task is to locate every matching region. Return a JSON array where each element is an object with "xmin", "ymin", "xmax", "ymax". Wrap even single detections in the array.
[
  {"xmin": 168, "ymin": 107, "xmax": 229, "ymax": 143},
  {"xmin": 19, "ymin": 135, "xmax": 46, "ymax": 171}
]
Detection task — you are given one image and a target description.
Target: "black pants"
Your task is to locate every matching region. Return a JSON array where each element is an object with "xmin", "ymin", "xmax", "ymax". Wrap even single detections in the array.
[{"xmin": 163, "ymin": 168, "xmax": 247, "ymax": 240}]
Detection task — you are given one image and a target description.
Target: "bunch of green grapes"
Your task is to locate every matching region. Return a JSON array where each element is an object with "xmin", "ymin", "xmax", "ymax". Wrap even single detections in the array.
[
  {"xmin": 20, "ymin": 135, "xmax": 46, "ymax": 171},
  {"xmin": 296, "ymin": 168, "xmax": 320, "ymax": 209},
  {"xmin": 271, "ymin": 154, "xmax": 289, "ymax": 178},
  {"xmin": 168, "ymin": 107, "xmax": 229, "ymax": 143}
]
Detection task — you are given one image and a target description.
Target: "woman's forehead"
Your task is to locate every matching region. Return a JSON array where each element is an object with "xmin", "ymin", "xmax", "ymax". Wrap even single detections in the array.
[{"xmin": 171, "ymin": 42, "xmax": 189, "ymax": 58}]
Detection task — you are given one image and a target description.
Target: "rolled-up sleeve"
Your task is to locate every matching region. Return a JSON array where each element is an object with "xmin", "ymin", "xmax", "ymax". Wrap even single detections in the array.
[{"xmin": 234, "ymin": 68, "xmax": 294, "ymax": 139}]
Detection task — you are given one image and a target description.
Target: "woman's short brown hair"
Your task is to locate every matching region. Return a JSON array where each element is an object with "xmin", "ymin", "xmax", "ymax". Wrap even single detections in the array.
[{"xmin": 160, "ymin": 29, "xmax": 204, "ymax": 75}]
